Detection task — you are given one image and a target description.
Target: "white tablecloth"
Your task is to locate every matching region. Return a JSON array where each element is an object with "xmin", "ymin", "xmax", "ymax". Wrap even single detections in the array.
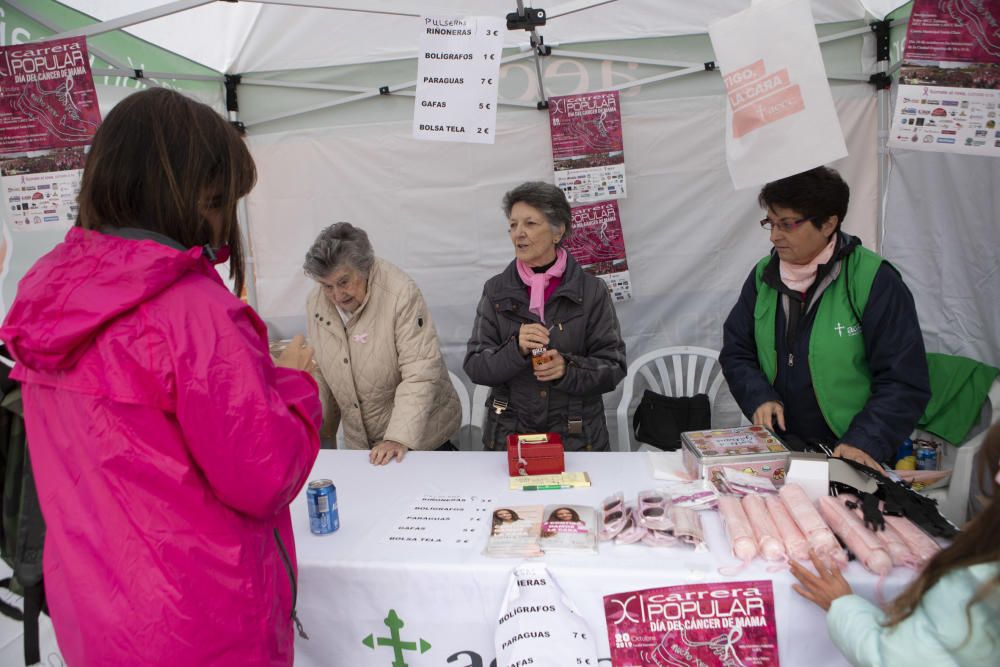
[{"xmin": 291, "ymin": 450, "xmax": 912, "ymax": 666}]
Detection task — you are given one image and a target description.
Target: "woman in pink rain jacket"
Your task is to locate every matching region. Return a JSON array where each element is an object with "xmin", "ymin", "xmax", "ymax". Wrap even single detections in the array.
[{"xmin": 0, "ymin": 88, "xmax": 321, "ymax": 666}]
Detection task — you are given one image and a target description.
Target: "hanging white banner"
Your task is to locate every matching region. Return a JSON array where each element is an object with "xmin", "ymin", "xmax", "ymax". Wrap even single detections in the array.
[
  {"xmin": 413, "ymin": 16, "xmax": 505, "ymax": 144},
  {"xmin": 709, "ymin": 0, "xmax": 847, "ymax": 189}
]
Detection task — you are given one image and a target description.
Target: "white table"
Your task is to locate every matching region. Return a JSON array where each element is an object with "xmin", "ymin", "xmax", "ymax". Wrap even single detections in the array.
[{"xmin": 291, "ymin": 450, "xmax": 912, "ymax": 666}]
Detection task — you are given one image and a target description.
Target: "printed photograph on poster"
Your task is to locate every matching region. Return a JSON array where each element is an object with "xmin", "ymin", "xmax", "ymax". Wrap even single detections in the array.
[
  {"xmin": 548, "ymin": 91, "xmax": 626, "ymax": 202},
  {"xmin": 564, "ymin": 200, "xmax": 632, "ymax": 302},
  {"xmin": 604, "ymin": 580, "xmax": 780, "ymax": 667},
  {"xmin": 889, "ymin": 0, "xmax": 1000, "ymax": 157},
  {"xmin": 2, "ymin": 147, "xmax": 86, "ymax": 231},
  {"xmin": 383, "ymin": 494, "xmax": 495, "ymax": 548},
  {"xmin": 0, "ymin": 37, "xmax": 101, "ymax": 153}
]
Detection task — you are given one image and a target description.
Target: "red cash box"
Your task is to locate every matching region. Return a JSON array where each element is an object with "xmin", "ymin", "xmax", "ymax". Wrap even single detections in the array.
[{"xmin": 507, "ymin": 433, "xmax": 565, "ymax": 477}]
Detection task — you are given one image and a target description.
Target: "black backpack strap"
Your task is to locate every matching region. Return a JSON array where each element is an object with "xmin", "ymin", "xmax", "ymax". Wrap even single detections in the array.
[{"xmin": 22, "ymin": 581, "xmax": 43, "ymax": 666}]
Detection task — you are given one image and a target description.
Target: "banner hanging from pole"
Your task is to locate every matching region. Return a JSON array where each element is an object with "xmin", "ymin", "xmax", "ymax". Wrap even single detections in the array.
[
  {"xmin": 413, "ymin": 16, "xmax": 505, "ymax": 144},
  {"xmin": 0, "ymin": 36, "xmax": 101, "ymax": 153},
  {"xmin": 548, "ymin": 91, "xmax": 626, "ymax": 204},
  {"xmin": 888, "ymin": 0, "xmax": 1000, "ymax": 157},
  {"xmin": 709, "ymin": 0, "xmax": 847, "ymax": 189}
]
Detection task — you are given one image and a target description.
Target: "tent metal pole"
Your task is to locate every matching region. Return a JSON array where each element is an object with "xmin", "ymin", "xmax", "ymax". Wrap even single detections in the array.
[
  {"xmin": 45, "ymin": 0, "xmax": 213, "ymax": 40},
  {"xmin": 241, "ymin": 79, "xmax": 370, "ymax": 93},
  {"xmin": 245, "ymin": 0, "xmax": 420, "ymax": 17},
  {"xmin": 546, "ymin": 0, "xmax": 619, "ymax": 19},
  {"xmin": 8, "ymin": 0, "xmax": 138, "ymax": 72},
  {"xmin": 547, "ymin": 50, "xmax": 702, "ymax": 69},
  {"xmin": 89, "ymin": 68, "xmax": 222, "ymax": 83},
  {"xmin": 608, "ymin": 64, "xmax": 707, "ymax": 92}
]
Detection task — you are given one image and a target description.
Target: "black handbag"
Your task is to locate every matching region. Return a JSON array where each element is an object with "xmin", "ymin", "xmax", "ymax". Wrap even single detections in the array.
[{"xmin": 632, "ymin": 390, "xmax": 711, "ymax": 451}]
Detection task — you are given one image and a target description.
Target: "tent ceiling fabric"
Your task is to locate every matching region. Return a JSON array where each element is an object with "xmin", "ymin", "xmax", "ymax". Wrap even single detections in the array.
[{"xmin": 57, "ymin": 0, "xmax": 908, "ymax": 73}]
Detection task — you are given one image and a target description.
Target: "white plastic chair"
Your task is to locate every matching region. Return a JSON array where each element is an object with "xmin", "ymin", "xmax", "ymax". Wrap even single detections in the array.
[
  {"xmin": 923, "ymin": 377, "xmax": 1000, "ymax": 525},
  {"xmin": 469, "ymin": 384, "xmax": 491, "ymax": 450},
  {"xmin": 447, "ymin": 370, "xmax": 472, "ymax": 449},
  {"xmin": 614, "ymin": 346, "xmax": 727, "ymax": 453}
]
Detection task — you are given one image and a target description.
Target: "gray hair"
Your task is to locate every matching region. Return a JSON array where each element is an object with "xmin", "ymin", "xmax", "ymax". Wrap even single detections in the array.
[
  {"xmin": 501, "ymin": 181, "xmax": 573, "ymax": 243},
  {"xmin": 303, "ymin": 222, "xmax": 375, "ymax": 280}
]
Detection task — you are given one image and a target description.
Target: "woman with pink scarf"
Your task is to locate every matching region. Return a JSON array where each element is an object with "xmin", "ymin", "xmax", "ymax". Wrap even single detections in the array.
[
  {"xmin": 464, "ymin": 181, "xmax": 626, "ymax": 451},
  {"xmin": 720, "ymin": 166, "xmax": 930, "ymax": 469}
]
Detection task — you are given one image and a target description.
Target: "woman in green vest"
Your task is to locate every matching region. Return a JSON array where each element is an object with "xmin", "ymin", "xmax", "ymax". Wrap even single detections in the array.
[{"xmin": 720, "ymin": 166, "xmax": 930, "ymax": 469}]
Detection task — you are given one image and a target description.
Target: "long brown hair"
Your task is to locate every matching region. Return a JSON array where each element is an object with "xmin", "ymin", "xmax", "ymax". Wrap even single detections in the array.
[
  {"xmin": 76, "ymin": 87, "xmax": 256, "ymax": 295},
  {"xmin": 883, "ymin": 422, "xmax": 1000, "ymax": 629}
]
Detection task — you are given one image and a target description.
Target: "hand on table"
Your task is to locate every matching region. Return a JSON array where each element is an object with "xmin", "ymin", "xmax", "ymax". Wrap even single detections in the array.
[
  {"xmin": 752, "ymin": 401, "xmax": 785, "ymax": 432},
  {"xmin": 370, "ymin": 440, "xmax": 408, "ymax": 465},
  {"xmin": 533, "ymin": 349, "xmax": 566, "ymax": 382},
  {"xmin": 518, "ymin": 323, "xmax": 550, "ymax": 356},
  {"xmin": 833, "ymin": 443, "xmax": 882, "ymax": 471},
  {"xmin": 276, "ymin": 334, "xmax": 317, "ymax": 372},
  {"xmin": 790, "ymin": 550, "xmax": 854, "ymax": 611}
]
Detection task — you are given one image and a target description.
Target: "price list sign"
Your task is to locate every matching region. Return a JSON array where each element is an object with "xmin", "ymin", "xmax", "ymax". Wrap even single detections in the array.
[{"xmin": 413, "ymin": 16, "xmax": 505, "ymax": 144}]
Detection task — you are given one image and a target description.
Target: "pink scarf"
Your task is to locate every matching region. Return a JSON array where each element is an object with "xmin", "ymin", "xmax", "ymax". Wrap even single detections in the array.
[
  {"xmin": 780, "ymin": 236, "xmax": 836, "ymax": 293},
  {"xmin": 516, "ymin": 248, "xmax": 568, "ymax": 324}
]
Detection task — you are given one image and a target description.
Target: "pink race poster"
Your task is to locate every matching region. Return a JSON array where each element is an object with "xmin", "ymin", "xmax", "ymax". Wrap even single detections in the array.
[
  {"xmin": 0, "ymin": 36, "xmax": 101, "ymax": 153},
  {"xmin": 604, "ymin": 580, "xmax": 780, "ymax": 667},
  {"xmin": 903, "ymin": 0, "xmax": 1000, "ymax": 64},
  {"xmin": 565, "ymin": 200, "xmax": 631, "ymax": 302},
  {"xmin": 548, "ymin": 91, "xmax": 626, "ymax": 203}
]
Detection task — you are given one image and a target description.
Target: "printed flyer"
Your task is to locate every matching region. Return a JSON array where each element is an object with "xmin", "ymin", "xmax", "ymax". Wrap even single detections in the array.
[
  {"xmin": 0, "ymin": 36, "xmax": 101, "ymax": 153},
  {"xmin": 548, "ymin": 90, "xmax": 626, "ymax": 203},
  {"xmin": 604, "ymin": 580, "xmax": 780, "ymax": 666},
  {"xmin": 382, "ymin": 494, "xmax": 494, "ymax": 548},
  {"xmin": 889, "ymin": 0, "xmax": 1000, "ymax": 156},
  {"xmin": 1, "ymin": 147, "xmax": 87, "ymax": 231},
  {"xmin": 564, "ymin": 200, "xmax": 632, "ymax": 302}
]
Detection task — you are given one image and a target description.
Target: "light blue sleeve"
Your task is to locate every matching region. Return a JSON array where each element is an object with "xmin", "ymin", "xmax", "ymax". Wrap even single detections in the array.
[
  {"xmin": 826, "ymin": 565, "xmax": 1000, "ymax": 667},
  {"xmin": 827, "ymin": 594, "xmax": 891, "ymax": 667}
]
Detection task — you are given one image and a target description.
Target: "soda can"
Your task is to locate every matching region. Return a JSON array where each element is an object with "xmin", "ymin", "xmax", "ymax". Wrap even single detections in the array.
[
  {"xmin": 915, "ymin": 444, "xmax": 938, "ymax": 471},
  {"xmin": 307, "ymin": 479, "xmax": 340, "ymax": 535}
]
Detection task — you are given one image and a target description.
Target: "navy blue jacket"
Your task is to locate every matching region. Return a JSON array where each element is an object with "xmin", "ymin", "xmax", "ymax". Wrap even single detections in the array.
[{"xmin": 720, "ymin": 233, "xmax": 931, "ymax": 463}]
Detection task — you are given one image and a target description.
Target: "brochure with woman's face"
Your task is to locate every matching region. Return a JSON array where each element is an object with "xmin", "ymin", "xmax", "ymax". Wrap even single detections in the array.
[{"xmin": 540, "ymin": 504, "xmax": 597, "ymax": 553}]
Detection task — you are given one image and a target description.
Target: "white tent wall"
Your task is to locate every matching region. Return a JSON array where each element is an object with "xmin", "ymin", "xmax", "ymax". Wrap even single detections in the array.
[
  {"xmin": 882, "ymin": 151, "xmax": 1000, "ymax": 369},
  {"xmin": 246, "ymin": 85, "xmax": 878, "ymax": 438}
]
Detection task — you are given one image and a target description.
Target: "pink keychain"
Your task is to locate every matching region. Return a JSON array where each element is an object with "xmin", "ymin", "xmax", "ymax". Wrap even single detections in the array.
[
  {"xmin": 818, "ymin": 495, "xmax": 893, "ymax": 576},
  {"xmin": 763, "ymin": 493, "xmax": 810, "ymax": 561},
  {"xmin": 717, "ymin": 495, "xmax": 758, "ymax": 565},
  {"xmin": 882, "ymin": 512, "xmax": 941, "ymax": 564},
  {"xmin": 778, "ymin": 483, "xmax": 847, "ymax": 569},
  {"xmin": 741, "ymin": 493, "xmax": 786, "ymax": 562}
]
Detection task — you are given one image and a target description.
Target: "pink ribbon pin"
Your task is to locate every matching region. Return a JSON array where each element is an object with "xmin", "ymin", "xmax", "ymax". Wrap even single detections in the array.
[{"xmin": 351, "ymin": 333, "xmax": 369, "ymax": 344}]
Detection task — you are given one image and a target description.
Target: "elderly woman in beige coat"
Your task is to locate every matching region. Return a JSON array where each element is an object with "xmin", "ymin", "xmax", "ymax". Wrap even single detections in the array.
[{"xmin": 304, "ymin": 223, "xmax": 461, "ymax": 465}]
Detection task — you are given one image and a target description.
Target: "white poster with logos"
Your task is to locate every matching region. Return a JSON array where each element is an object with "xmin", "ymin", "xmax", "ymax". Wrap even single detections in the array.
[
  {"xmin": 708, "ymin": 0, "xmax": 847, "ymax": 189},
  {"xmin": 413, "ymin": 16, "xmax": 505, "ymax": 144}
]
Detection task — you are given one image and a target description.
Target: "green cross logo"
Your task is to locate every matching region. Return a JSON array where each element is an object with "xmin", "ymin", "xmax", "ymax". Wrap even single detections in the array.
[{"xmin": 361, "ymin": 609, "xmax": 431, "ymax": 667}]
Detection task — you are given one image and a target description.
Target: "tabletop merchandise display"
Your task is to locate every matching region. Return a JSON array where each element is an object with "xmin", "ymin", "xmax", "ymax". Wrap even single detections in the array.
[{"xmin": 290, "ymin": 450, "xmax": 925, "ymax": 667}]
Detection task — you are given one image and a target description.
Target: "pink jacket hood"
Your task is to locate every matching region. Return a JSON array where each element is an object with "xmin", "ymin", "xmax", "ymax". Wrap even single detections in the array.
[{"xmin": 2, "ymin": 227, "xmax": 210, "ymax": 371}]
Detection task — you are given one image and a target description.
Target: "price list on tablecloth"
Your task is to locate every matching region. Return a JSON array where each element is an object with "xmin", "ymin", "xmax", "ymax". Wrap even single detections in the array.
[
  {"xmin": 383, "ymin": 494, "xmax": 494, "ymax": 548},
  {"xmin": 413, "ymin": 16, "xmax": 505, "ymax": 144}
]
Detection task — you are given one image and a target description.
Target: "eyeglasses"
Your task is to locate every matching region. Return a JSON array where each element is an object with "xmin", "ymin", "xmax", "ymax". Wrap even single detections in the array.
[{"xmin": 759, "ymin": 216, "xmax": 814, "ymax": 233}]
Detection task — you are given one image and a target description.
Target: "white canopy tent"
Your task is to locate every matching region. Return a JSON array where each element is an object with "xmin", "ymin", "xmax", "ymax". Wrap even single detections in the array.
[{"xmin": 1, "ymin": 0, "xmax": 997, "ymax": 441}]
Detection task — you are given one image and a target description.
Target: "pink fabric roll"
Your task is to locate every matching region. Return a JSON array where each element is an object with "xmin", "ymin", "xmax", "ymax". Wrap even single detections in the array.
[
  {"xmin": 764, "ymin": 493, "xmax": 810, "ymax": 561},
  {"xmin": 718, "ymin": 495, "xmax": 758, "ymax": 562},
  {"xmin": 883, "ymin": 513, "xmax": 941, "ymax": 564},
  {"xmin": 818, "ymin": 495, "xmax": 893, "ymax": 576},
  {"xmin": 838, "ymin": 494, "xmax": 920, "ymax": 569},
  {"xmin": 778, "ymin": 483, "xmax": 847, "ymax": 569},
  {"xmin": 741, "ymin": 494, "xmax": 786, "ymax": 561}
]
